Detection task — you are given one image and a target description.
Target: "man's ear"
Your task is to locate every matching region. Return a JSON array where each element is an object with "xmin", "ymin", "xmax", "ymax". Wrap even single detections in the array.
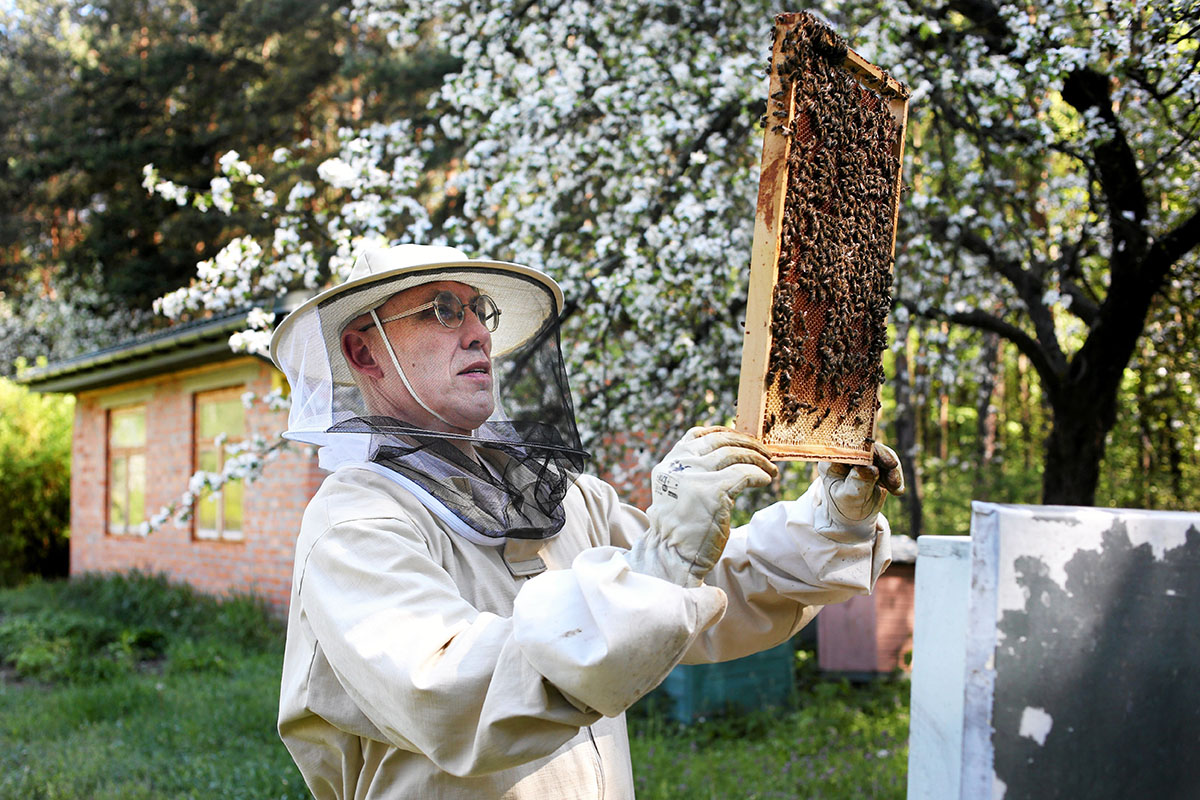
[{"xmin": 342, "ymin": 331, "xmax": 384, "ymax": 378}]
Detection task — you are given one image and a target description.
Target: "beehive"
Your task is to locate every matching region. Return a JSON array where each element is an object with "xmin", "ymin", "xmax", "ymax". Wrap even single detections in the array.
[{"xmin": 735, "ymin": 12, "xmax": 909, "ymax": 464}]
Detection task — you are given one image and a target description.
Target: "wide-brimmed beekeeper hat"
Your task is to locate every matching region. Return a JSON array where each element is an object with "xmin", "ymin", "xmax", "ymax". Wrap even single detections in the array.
[
  {"xmin": 271, "ymin": 244, "xmax": 563, "ymax": 370},
  {"xmin": 270, "ymin": 244, "xmax": 568, "ymax": 445}
]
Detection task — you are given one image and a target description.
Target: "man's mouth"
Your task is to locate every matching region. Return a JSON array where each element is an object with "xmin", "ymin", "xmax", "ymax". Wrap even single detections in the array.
[{"xmin": 458, "ymin": 361, "xmax": 491, "ymax": 376}]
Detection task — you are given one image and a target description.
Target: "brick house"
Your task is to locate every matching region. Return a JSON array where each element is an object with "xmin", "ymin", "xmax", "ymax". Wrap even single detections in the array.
[{"xmin": 20, "ymin": 309, "xmax": 323, "ymax": 611}]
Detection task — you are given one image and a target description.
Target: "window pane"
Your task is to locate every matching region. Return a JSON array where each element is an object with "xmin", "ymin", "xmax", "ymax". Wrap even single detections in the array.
[
  {"xmin": 197, "ymin": 448, "xmax": 219, "ymax": 473},
  {"xmin": 110, "ymin": 456, "xmax": 128, "ymax": 531},
  {"xmin": 197, "ymin": 490, "xmax": 218, "ymax": 532},
  {"xmin": 128, "ymin": 454, "xmax": 146, "ymax": 528},
  {"xmin": 223, "ymin": 479, "xmax": 244, "ymax": 534},
  {"xmin": 196, "ymin": 449, "xmax": 218, "ymax": 531},
  {"xmin": 111, "ymin": 408, "xmax": 146, "ymax": 448},
  {"xmin": 194, "ymin": 388, "xmax": 246, "ymax": 540},
  {"xmin": 198, "ymin": 396, "xmax": 244, "ymax": 439}
]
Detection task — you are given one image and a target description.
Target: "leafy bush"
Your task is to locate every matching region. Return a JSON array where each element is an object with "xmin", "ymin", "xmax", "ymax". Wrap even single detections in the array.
[
  {"xmin": 0, "ymin": 607, "xmax": 160, "ymax": 682},
  {"xmin": 0, "ymin": 376, "xmax": 73, "ymax": 585},
  {"xmin": 0, "ymin": 570, "xmax": 281, "ymax": 683}
]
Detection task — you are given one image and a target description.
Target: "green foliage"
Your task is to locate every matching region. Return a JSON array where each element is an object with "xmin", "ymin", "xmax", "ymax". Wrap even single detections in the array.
[
  {"xmin": 0, "ymin": 573, "xmax": 297, "ymax": 798},
  {"xmin": 0, "ymin": 0, "xmax": 461, "ymax": 355},
  {"xmin": 1097, "ymin": 289, "xmax": 1200, "ymax": 511},
  {"xmin": 0, "ymin": 570, "xmax": 282, "ymax": 683},
  {"xmin": 0, "ymin": 377, "xmax": 72, "ymax": 585},
  {"xmin": 0, "ymin": 654, "xmax": 309, "ymax": 800},
  {"xmin": 0, "ymin": 0, "xmax": 349, "ymax": 309}
]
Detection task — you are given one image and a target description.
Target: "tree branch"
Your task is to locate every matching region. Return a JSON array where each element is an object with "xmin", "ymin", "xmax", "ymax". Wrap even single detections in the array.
[
  {"xmin": 944, "ymin": 0, "xmax": 1013, "ymax": 52},
  {"xmin": 1059, "ymin": 279, "xmax": 1099, "ymax": 326},
  {"xmin": 899, "ymin": 298, "xmax": 1062, "ymax": 392},
  {"xmin": 1060, "ymin": 67, "xmax": 1150, "ymax": 269},
  {"xmin": 1053, "ymin": 237, "xmax": 1100, "ymax": 326},
  {"xmin": 930, "ymin": 217, "xmax": 1069, "ymax": 374},
  {"xmin": 1151, "ymin": 206, "xmax": 1200, "ymax": 267}
]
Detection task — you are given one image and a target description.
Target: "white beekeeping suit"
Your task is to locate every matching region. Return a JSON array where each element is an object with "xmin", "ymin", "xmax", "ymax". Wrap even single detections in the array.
[{"xmin": 272, "ymin": 244, "xmax": 901, "ymax": 799}]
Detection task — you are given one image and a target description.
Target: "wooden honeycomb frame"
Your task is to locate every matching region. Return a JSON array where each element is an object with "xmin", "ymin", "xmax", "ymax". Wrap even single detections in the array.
[{"xmin": 735, "ymin": 12, "xmax": 910, "ymax": 464}]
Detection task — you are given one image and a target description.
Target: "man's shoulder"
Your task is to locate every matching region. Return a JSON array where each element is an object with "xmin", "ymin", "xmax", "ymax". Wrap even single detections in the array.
[
  {"xmin": 567, "ymin": 473, "xmax": 619, "ymax": 504},
  {"xmin": 563, "ymin": 473, "xmax": 635, "ymax": 525},
  {"xmin": 304, "ymin": 465, "xmax": 427, "ymax": 529}
]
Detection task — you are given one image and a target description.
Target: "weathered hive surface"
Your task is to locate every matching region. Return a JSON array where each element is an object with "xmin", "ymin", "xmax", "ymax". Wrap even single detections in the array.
[{"xmin": 737, "ymin": 11, "xmax": 909, "ymax": 464}]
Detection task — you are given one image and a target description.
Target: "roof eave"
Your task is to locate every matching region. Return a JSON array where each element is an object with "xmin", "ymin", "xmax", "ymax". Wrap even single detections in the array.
[{"xmin": 17, "ymin": 292, "xmax": 309, "ymax": 395}]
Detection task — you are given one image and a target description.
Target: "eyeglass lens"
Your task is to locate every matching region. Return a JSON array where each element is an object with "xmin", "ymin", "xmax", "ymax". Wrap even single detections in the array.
[{"xmin": 433, "ymin": 291, "xmax": 501, "ymax": 332}]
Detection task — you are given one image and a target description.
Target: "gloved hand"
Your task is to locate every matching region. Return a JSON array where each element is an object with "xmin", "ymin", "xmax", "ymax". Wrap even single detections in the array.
[
  {"xmin": 813, "ymin": 442, "xmax": 905, "ymax": 543},
  {"xmin": 627, "ymin": 426, "xmax": 779, "ymax": 588}
]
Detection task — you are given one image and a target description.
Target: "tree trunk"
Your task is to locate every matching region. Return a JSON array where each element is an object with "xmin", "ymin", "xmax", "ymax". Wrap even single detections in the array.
[
  {"xmin": 1041, "ymin": 373, "xmax": 1122, "ymax": 506},
  {"xmin": 977, "ymin": 333, "xmax": 1000, "ymax": 467},
  {"xmin": 891, "ymin": 325, "xmax": 923, "ymax": 537}
]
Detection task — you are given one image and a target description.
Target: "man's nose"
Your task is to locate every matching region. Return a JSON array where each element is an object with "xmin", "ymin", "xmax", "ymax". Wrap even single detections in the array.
[{"xmin": 459, "ymin": 307, "xmax": 492, "ymax": 352}]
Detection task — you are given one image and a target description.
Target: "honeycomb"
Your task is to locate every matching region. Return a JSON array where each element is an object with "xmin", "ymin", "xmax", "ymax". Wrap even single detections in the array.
[{"xmin": 738, "ymin": 12, "xmax": 909, "ymax": 463}]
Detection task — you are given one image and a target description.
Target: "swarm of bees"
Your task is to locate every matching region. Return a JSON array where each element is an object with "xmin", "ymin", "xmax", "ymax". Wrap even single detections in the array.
[{"xmin": 758, "ymin": 12, "xmax": 905, "ymax": 455}]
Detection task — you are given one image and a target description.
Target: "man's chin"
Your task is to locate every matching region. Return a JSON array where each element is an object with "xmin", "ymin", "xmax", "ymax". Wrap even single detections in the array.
[{"xmin": 445, "ymin": 405, "xmax": 494, "ymax": 434}]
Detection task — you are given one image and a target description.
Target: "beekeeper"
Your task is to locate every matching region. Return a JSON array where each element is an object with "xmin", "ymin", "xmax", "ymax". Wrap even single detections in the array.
[{"xmin": 272, "ymin": 244, "xmax": 904, "ymax": 799}]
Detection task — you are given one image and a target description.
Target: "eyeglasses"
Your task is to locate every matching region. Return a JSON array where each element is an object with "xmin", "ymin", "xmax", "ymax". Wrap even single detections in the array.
[{"xmin": 362, "ymin": 290, "xmax": 502, "ymax": 332}]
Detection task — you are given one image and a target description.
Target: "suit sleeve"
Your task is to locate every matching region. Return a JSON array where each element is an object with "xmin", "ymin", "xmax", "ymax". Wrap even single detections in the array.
[{"xmin": 578, "ymin": 474, "xmax": 892, "ymax": 665}]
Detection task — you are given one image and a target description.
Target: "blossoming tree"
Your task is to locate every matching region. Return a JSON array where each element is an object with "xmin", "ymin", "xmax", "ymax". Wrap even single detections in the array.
[{"xmin": 148, "ymin": 0, "xmax": 1198, "ymax": 511}]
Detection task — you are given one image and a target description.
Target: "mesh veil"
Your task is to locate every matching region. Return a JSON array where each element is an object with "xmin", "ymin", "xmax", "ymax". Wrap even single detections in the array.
[{"xmin": 274, "ymin": 264, "xmax": 589, "ymax": 541}]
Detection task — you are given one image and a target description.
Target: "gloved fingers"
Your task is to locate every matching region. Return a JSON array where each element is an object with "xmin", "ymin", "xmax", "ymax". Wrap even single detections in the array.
[
  {"xmin": 873, "ymin": 442, "xmax": 906, "ymax": 496},
  {"xmin": 680, "ymin": 426, "xmax": 773, "ymax": 461},
  {"xmin": 696, "ymin": 443, "xmax": 779, "ymax": 479},
  {"xmin": 720, "ymin": 461, "xmax": 777, "ymax": 495},
  {"xmin": 818, "ymin": 460, "xmax": 851, "ymax": 480},
  {"xmin": 827, "ymin": 465, "xmax": 882, "ymax": 511}
]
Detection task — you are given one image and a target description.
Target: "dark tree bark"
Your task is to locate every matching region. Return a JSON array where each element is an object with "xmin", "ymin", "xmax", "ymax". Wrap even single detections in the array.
[
  {"xmin": 977, "ymin": 332, "xmax": 1000, "ymax": 467},
  {"xmin": 891, "ymin": 324, "xmax": 924, "ymax": 536}
]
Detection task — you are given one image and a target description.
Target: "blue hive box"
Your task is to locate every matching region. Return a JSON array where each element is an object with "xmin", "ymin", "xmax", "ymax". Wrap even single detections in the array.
[{"xmin": 654, "ymin": 639, "xmax": 796, "ymax": 724}]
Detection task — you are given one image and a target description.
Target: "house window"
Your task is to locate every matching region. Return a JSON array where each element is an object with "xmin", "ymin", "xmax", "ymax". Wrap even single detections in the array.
[
  {"xmin": 108, "ymin": 405, "xmax": 147, "ymax": 535},
  {"xmin": 194, "ymin": 387, "xmax": 246, "ymax": 541}
]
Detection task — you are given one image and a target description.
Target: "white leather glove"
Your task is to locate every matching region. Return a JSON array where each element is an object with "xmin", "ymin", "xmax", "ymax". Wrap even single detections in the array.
[
  {"xmin": 627, "ymin": 426, "xmax": 778, "ymax": 588},
  {"xmin": 814, "ymin": 442, "xmax": 905, "ymax": 543}
]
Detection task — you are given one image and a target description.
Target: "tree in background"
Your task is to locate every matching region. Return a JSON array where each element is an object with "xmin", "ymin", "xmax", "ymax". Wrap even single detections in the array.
[
  {"xmin": 146, "ymin": 0, "xmax": 1198, "ymax": 516},
  {"xmin": 0, "ymin": 0, "xmax": 447, "ymax": 371},
  {"xmin": 8, "ymin": 0, "xmax": 1194, "ymax": 531},
  {"xmin": 860, "ymin": 0, "xmax": 1200, "ymax": 505}
]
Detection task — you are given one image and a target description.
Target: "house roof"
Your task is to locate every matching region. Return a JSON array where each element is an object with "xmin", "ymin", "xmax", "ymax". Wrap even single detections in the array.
[{"xmin": 18, "ymin": 293, "xmax": 307, "ymax": 395}]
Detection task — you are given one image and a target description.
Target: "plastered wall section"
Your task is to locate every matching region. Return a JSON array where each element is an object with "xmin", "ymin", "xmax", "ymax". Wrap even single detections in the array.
[
  {"xmin": 69, "ymin": 357, "xmax": 324, "ymax": 612},
  {"xmin": 816, "ymin": 562, "xmax": 915, "ymax": 673}
]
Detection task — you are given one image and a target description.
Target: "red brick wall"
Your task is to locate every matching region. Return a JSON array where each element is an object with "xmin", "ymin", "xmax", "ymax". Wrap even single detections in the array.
[{"xmin": 71, "ymin": 358, "xmax": 324, "ymax": 612}]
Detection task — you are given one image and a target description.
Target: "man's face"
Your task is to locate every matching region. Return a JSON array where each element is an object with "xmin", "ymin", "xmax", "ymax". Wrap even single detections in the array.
[{"xmin": 342, "ymin": 280, "xmax": 495, "ymax": 434}]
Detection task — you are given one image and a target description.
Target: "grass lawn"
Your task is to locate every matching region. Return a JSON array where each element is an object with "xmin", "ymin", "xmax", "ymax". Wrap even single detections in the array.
[{"xmin": 0, "ymin": 573, "xmax": 909, "ymax": 799}]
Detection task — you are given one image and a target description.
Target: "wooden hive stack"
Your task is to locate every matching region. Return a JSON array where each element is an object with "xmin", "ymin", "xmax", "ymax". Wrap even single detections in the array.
[{"xmin": 735, "ymin": 11, "xmax": 910, "ymax": 464}]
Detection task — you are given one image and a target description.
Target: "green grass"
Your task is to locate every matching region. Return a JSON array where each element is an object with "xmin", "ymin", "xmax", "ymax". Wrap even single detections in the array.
[
  {"xmin": 0, "ymin": 654, "xmax": 308, "ymax": 800},
  {"xmin": 0, "ymin": 573, "xmax": 910, "ymax": 799},
  {"xmin": 0, "ymin": 571, "xmax": 306, "ymax": 800},
  {"xmin": 628, "ymin": 677, "xmax": 909, "ymax": 799}
]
